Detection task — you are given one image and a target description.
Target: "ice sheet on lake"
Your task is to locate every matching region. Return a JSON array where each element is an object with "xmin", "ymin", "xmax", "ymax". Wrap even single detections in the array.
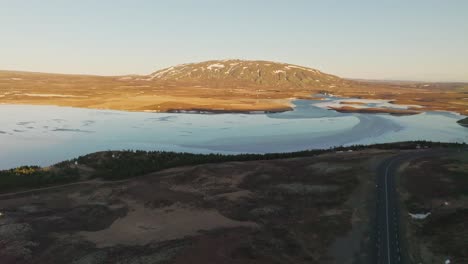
[{"xmin": 0, "ymin": 100, "xmax": 467, "ymax": 170}]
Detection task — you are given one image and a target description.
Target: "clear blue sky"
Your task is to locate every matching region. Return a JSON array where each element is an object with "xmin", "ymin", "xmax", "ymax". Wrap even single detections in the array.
[{"xmin": 1, "ymin": 0, "xmax": 467, "ymax": 81}]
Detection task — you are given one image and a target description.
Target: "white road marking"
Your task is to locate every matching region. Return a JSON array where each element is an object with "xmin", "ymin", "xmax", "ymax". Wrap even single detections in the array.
[{"xmin": 385, "ymin": 159, "xmax": 396, "ymax": 264}]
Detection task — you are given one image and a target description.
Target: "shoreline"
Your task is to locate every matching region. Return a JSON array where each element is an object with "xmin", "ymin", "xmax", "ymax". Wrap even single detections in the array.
[
  {"xmin": 1, "ymin": 98, "xmax": 465, "ymax": 117},
  {"xmin": 0, "ymin": 101, "xmax": 294, "ymax": 114},
  {"xmin": 166, "ymin": 107, "xmax": 292, "ymax": 114},
  {"xmin": 328, "ymin": 106, "xmax": 422, "ymax": 116}
]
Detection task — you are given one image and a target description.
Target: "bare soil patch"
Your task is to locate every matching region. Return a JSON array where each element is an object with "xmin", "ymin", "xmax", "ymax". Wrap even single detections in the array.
[{"xmin": 0, "ymin": 149, "xmax": 393, "ymax": 263}]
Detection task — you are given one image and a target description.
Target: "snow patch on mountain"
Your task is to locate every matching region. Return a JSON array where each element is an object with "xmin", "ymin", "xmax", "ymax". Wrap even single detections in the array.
[
  {"xmin": 207, "ymin": 63, "xmax": 225, "ymax": 70},
  {"xmin": 274, "ymin": 70, "xmax": 286, "ymax": 74},
  {"xmin": 149, "ymin": 67, "xmax": 175, "ymax": 79}
]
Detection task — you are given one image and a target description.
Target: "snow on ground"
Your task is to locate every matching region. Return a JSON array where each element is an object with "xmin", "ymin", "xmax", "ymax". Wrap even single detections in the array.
[
  {"xmin": 240, "ymin": 66, "xmax": 249, "ymax": 75},
  {"xmin": 273, "ymin": 70, "xmax": 286, "ymax": 74},
  {"xmin": 207, "ymin": 63, "xmax": 225, "ymax": 70},
  {"xmin": 225, "ymin": 65, "xmax": 239, "ymax": 75},
  {"xmin": 149, "ymin": 67, "xmax": 175, "ymax": 79},
  {"xmin": 285, "ymin": 65, "xmax": 317, "ymax": 72},
  {"xmin": 408, "ymin": 212, "xmax": 431, "ymax": 220}
]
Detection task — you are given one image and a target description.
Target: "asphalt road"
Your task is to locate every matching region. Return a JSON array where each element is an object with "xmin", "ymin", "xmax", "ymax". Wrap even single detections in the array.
[
  {"xmin": 375, "ymin": 154, "xmax": 404, "ymax": 264},
  {"xmin": 374, "ymin": 150, "xmax": 443, "ymax": 264}
]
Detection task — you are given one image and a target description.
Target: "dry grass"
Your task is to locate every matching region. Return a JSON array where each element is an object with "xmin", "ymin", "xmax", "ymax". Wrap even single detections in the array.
[
  {"xmin": 398, "ymin": 152, "xmax": 468, "ymax": 263},
  {"xmin": 1, "ymin": 60, "xmax": 466, "ymax": 114},
  {"xmin": 0, "ymin": 149, "xmax": 388, "ymax": 263}
]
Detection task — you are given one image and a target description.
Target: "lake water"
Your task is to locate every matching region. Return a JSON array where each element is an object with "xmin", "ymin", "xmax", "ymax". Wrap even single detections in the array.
[{"xmin": 0, "ymin": 99, "xmax": 466, "ymax": 169}]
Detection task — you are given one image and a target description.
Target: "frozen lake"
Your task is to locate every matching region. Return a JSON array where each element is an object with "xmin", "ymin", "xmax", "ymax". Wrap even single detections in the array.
[{"xmin": 0, "ymin": 98, "xmax": 467, "ymax": 169}]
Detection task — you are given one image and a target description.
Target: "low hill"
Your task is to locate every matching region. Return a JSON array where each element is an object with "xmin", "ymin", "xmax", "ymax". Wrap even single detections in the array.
[{"xmin": 146, "ymin": 59, "xmax": 343, "ymax": 88}]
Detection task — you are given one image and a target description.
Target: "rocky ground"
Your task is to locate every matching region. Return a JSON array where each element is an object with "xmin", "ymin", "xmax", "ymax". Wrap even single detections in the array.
[{"xmin": 0, "ymin": 149, "xmax": 388, "ymax": 264}]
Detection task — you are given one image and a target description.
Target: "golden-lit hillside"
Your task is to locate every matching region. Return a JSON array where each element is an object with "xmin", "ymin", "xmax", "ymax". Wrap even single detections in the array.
[
  {"xmin": 0, "ymin": 60, "xmax": 467, "ymax": 114},
  {"xmin": 146, "ymin": 60, "xmax": 342, "ymax": 87}
]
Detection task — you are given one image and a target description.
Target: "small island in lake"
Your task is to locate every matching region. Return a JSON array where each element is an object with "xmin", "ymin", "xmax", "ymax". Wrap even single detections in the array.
[{"xmin": 457, "ymin": 117, "xmax": 468, "ymax": 127}]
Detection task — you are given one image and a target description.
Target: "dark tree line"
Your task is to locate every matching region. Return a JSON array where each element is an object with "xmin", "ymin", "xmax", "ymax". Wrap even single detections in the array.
[
  {"xmin": 0, "ymin": 141, "xmax": 465, "ymax": 191},
  {"xmin": 0, "ymin": 165, "xmax": 79, "ymax": 192},
  {"xmin": 73, "ymin": 141, "xmax": 465, "ymax": 180}
]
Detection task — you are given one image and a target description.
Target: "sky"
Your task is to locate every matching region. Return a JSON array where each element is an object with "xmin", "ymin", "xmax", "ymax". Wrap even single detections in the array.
[{"xmin": 1, "ymin": 0, "xmax": 467, "ymax": 81}]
